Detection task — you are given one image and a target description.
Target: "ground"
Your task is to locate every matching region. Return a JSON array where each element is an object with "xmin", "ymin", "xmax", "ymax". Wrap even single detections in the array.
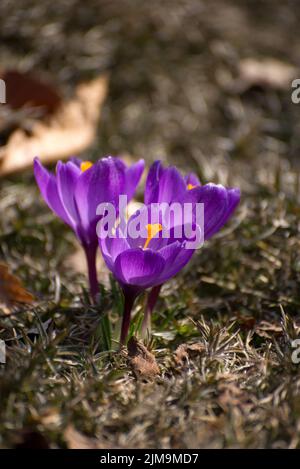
[{"xmin": 1, "ymin": 0, "xmax": 300, "ymax": 449}]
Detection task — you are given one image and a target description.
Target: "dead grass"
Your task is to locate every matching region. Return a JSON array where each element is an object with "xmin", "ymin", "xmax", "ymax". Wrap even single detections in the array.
[{"xmin": 1, "ymin": 0, "xmax": 300, "ymax": 449}]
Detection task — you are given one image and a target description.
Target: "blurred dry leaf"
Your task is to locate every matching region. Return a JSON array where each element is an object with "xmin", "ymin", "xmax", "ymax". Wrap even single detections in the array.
[
  {"xmin": 174, "ymin": 342, "xmax": 205, "ymax": 365},
  {"xmin": 127, "ymin": 336, "xmax": 160, "ymax": 379},
  {"xmin": 0, "ymin": 69, "xmax": 62, "ymax": 116},
  {"xmin": 64, "ymin": 425, "xmax": 109, "ymax": 449},
  {"xmin": 0, "ymin": 73, "xmax": 109, "ymax": 175},
  {"xmin": 236, "ymin": 58, "xmax": 296, "ymax": 91},
  {"xmin": 0, "ymin": 262, "xmax": 34, "ymax": 313}
]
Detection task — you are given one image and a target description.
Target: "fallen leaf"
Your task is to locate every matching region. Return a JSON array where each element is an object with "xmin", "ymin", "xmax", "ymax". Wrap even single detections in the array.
[
  {"xmin": 127, "ymin": 336, "xmax": 160, "ymax": 379},
  {"xmin": 0, "ymin": 262, "xmax": 34, "ymax": 313},
  {"xmin": 235, "ymin": 58, "xmax": 296, "ymax": 92},
  {"xmin": 64, "ymin": 425, "xmax": 109, "ymax": 449},
  {"xmin": 0, "ymin": 73, "xmax": 109, "ymax": 175},
  {"xmin": 174, "ymin": 342, "xmax": 205, "ymax": 365},
  {"xmin": 0, "ymin": 69, "xmax": 62, "ymax": 142},
  {"xmin": 0, "ymin": 69, "xmax": 62, "ymax": 115}
]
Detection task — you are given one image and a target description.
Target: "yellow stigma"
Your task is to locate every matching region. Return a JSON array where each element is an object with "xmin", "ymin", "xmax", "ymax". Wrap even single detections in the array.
[
  {"xmin": 187, "ymin": 183, "xmax": 196, "ymax": 190},
  {"xmin": 80, "ymin": 161, "xmax": 93, "ymax": 172},
  {"xmin": 143, "ymin": 223, "xmax": 162, "ymax": 249}
]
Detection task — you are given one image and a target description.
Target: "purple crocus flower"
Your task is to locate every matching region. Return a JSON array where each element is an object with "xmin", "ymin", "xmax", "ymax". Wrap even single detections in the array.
[
  {"xmin": 100, "ymin": 160, "xmax": 240, "ymax": 344},
  {"xmin": 34, "ymin": 156, "xmax": 144, "ymax": 301},
  {"xmin": 143, "ymin": 161, "xmax": 240, "ymax": 332},
  {"xmin": 144, "ymin": 160, "xmax": 201, "ymax": 205},
  {"xmin": 99, "ymin": 198, "xmax": 203, "ymax": 344}
]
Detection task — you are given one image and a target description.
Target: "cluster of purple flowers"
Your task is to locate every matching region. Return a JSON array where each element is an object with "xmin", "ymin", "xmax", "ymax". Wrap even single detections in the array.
[{"xmin": 34, "ymin": 156, "xmax": 240, "ymax": 345}]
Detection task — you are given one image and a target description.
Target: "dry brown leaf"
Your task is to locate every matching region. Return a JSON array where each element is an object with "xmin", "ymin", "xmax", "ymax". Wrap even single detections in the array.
[
  {"xmin": 174, "ymin": 342, "xmax": 205, "ymax": 365},
  {"xmin": 0, "ymin": 70, "xmax": 62, "ymax": 136},
  {"xmin": 127, "ymin": 336, "xmax": 160, "ymax": 379},
  {"xmin": 0, "ymin": 69, "xmax": 62, "ymax": 115},
  {"xmin": 64, "ymin": 425, "xmax": 109, "ymax": 449},
  {"xmin": 0, "ymin": 262, "xmax": 34, "ymax": 313},
  {"xmin": 0, "ymin": 74, "xmax": 109, "ymax": 175},
  {"xmin": 236, "ymin": 58, "xmax": 296, "ymax": 91}
]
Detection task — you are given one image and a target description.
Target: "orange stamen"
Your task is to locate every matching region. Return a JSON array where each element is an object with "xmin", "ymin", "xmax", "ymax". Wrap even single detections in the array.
[
  {"xmin": 143, "ymin": 223, "xmax": 162, "ymax": 249},
  {"xmin": 80, "ymin": 161, "xmax": 93, "ymax": 172},
  {"xmin": 187, "ymin": 183, "xmax": 196, "ymax": 190}
]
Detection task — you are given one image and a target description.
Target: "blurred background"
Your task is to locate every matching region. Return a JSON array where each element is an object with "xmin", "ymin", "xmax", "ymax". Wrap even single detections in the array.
[{"xmin": 1, "ymin": 0, "xmax": 299, "ymax": 189}]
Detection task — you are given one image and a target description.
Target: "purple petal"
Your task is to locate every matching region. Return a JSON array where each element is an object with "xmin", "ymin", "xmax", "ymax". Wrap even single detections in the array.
[
  {"xmin": 74, "ymin": 157, "xmax": 125, "ymax": 236},
  {"xmin": 125, "ymin": 205, "xmax": 151, "ymax": 249},
  {"xmin": 125, "ymin": 204, "xmax": 167, "ymax": 250},
  {"xmin": 184, "ymin": 172, "xmax": 201, "ymax": 187},
  {"xmin": 125, "ymin": 159, "xmax": 145, "ymax": 201},
  {"xmin": 146, "ymin": 162, "xmax": 197, "ymax": 205},
  {"xmin": 188, "ymin": 183, "xmax": 229, "ymax": 240},
  {"xmin": 157, "ymin": 241, "xmax": 195, "ymax": 283},
  {"xmin": 114, "ymin": 248, "xmax": 165, "ymax": 288},
  {"xmin": 107, "ymin": 155, "xmax": 126, "ymax": 170},
  {"xmin": 100, "ymin": 235, "xmax": 130, "ymax": 271},
  {"xmin": 145, "ymin": 160, "xmax": 163, "ymax": 205},
  {"xmin": 33, "ymin": 157, "xmax": 73, "ymax": 227},
  {"xmin": 125, "ymin": 204, "xmax": 200, "ymax": 250},
  {"xmin": 156, "ymin": 166, "xmax": 187, "ymax": 204},
  {"xmin": 207, "ymin": 187, "xmax": 240, "ymax": 238},
  {"xmin": 56, "ymin": 161, "xmax": 81, "ymax": 226},
  {"xmin": 69, "ymin": 157, "xmax": 82, "ymax": 167},
  {"xmin": 158, "ymin": 241, "xmax": 182, "ymax": 262}
]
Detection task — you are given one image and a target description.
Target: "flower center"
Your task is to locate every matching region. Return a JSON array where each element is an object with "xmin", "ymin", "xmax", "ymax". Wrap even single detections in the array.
[
  {"xmin": 143, "ymin": 223, "xmax": 162, "ymax": 249},
  {"xmin": 187, "ymin": 183, "xmax": 197, "ymax": 190},
  {"xmin": 80, "ymin": 161, "xmax": 93, "ymax": 172}
]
